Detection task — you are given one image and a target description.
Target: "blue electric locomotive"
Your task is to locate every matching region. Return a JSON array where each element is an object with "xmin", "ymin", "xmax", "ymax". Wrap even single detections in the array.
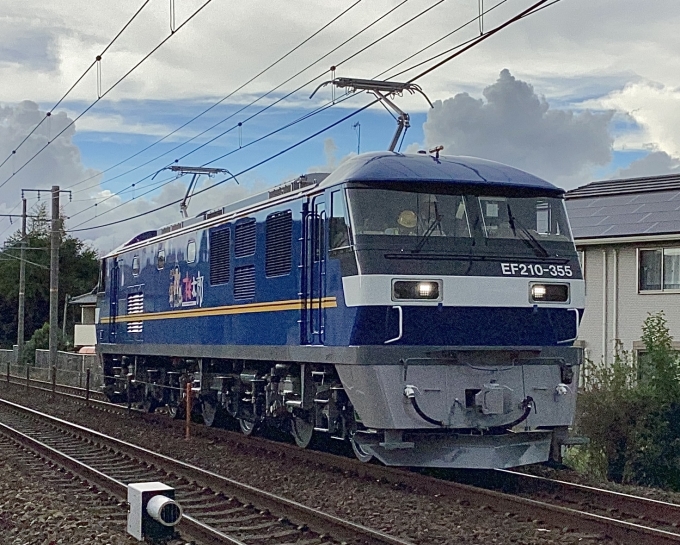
[{"xmin": 96, "ymin": 151, "xmax": 584, "ymax": 469}]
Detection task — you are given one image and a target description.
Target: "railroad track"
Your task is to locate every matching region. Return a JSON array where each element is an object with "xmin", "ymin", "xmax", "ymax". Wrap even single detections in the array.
[
  {"xmin": 4, "ymin": 373, "xmax": 109, "ymax": 403},
  {"xmin": 2, "ymin": 380, "xmax": 680, "ymax": 544},
  {"xmin": 495, "ymin": 469, "xmax": 680, "ymax": 535},
  {"xmin": 0, "ymin": 398, "xmax": 413, "ymax": 545}
]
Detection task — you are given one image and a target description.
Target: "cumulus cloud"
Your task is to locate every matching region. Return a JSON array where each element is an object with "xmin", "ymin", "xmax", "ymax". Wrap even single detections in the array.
[
  {"xmin": 0, "ymin": 101, "xmax": 262, "ymax": 255},
  {"xmin": 597, "ymin": 81, "xmax": 680, "ymax": 160},
  {"xmin": 0, "ymin": 101, "xmax": 101, "ymax": 230},
  {"xmin": 422, "ymin": 69, "xmax": 614, "ymax": 186},
  {"xmin": 306, "ymin": 137, "xmax": 356, "ymax": 174},
  {"xmin": 613, "ymin": 151, "xmax": 680, "ymax": 179}
]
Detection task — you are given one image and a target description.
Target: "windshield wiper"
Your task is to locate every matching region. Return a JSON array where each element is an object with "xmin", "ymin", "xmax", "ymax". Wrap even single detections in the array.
[
  {"xmin": 506, "ymin": 204, "xmax": 549, "ymax": 258},
  {"xmin": 413, "ymin": 201, "xmax": 443, "ymax": 253}
]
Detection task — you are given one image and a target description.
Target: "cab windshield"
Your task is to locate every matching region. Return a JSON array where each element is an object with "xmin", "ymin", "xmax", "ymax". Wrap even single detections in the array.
[{"xmin": 346, "ymin": 188, "xmax": 572, "ymax": 248}]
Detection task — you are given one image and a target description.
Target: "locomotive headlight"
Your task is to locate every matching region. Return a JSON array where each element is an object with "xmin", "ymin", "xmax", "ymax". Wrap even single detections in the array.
[
  {"xmin": 392, "ymin": 280, "xmax": 442, "ymax": 301},
  {"xmin": 530, "ymin": 283, "xmax": 569, "ymax": 303},
  {"xmin": 531, "ymin": 285, "xmax": 547, "ymax": 300},
  {"xmin": 417, "ymin": 282, "xmax": 434, "ymax": 297}
]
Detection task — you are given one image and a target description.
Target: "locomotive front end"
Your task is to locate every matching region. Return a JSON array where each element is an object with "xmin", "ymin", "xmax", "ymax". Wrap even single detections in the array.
[{"xmin": 325, "ymin": 157, "xmax": 584, "ymax": 468}]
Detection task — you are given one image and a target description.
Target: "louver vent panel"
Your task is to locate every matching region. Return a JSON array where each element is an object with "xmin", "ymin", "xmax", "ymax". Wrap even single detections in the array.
[
  {"xmin": 234, "ymin": 265, "xmax": 255, "ymax": 300},
  {"xmin": 209, "ymin": 227, "xmax": 230, "ymax": 285},
  {"xmin": 265, "ymin": 211, "xmax": 293, "ymax": 277},
  {"xmin": 235, "ymin": 219, "xmax": 256, "ymax": 257},
  {"xmin": 126, "ymin": 293, "xmax": 144, "ymax": 334}
]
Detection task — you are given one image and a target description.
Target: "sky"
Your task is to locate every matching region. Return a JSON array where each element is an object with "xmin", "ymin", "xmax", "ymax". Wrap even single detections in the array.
[{"xmin": 0, "ymin": 0, "xmax": 679, "ymax": 254}]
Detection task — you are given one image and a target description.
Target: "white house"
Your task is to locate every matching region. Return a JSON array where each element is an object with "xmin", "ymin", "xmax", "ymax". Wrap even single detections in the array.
[{"xmin": 565, "ymin": 173, "xmax": 680, "ymax": 371}]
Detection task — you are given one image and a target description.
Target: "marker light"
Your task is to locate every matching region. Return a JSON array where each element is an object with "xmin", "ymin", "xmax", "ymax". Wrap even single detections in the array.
[
  {"xmin": 530, "ymin": 283, "xmax": 569, "ymax": 303},
  {"xmin": 393, "ymin": 280, "xmax": 442, "ymax": 301}
]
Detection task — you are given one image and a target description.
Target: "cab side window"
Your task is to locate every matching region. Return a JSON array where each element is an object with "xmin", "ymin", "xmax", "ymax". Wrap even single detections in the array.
[{"xmin": 330, "ymin": 189, "xmax": 351, "ymax": 249}]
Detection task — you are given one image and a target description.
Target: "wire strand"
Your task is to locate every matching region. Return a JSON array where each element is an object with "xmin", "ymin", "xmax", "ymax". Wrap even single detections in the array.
[
  {"xmin": 66, "ymin": 0, "xmax": 365, "ymax": 192},
  {"xmin": 0, "ymin": 0, "xmax": 153, "ymax": 173},
  {"xmin": 66, "ymin": 0, "xmax": 558, "ymax": 235},
  {"xmin": 0, "ymin": 0, "xmax": 214, "ymax": 191}
]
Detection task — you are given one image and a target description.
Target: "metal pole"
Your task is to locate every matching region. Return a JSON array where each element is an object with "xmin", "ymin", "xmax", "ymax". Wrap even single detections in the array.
[
  {"xmin": 185, "ymin": 382, "xmax": 191, "ymax": 440},
  {"xmin": 49, "ymin": 186, "xmax": 60, "ymax": 375},
  {"xmin": 17, "ymin": 197, "xmax": 27, "ymax": 367},
  {"xmin": 85, "ymin": 368, "xmax": 91, "ymax": 404},
  {"xmin": 26, "ymin": 365, "xmax": 29, "ymax": 391},
  {"xmin": 51, "ymin": 365, "xmax": 56, "ymax": 400},
  {"xmin": 127, "ymin": 373, "xmax": 133, "ymax": 413},
  {"xmin": 62, "ymin": 294, "xmax": 70, "ymax": 338}
]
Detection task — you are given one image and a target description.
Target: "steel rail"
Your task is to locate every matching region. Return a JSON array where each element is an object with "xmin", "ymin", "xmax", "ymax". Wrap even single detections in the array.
[
  {"xmin": 0, "ymin": 419, "xmax": 247, "ymax": 545},
  {"xmin": 3, "ymin": 381, "xmax": 680, "ymax": 543},
  {"xmin": 498, "ymin": 469, "xmax": 680, "ymax": 529},
  {"xmin": 0, "ymin": 397, "xmax": 414, "ymax": 545}
]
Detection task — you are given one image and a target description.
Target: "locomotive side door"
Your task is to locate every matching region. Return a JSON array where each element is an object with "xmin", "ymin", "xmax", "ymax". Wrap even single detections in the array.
[
  {"xmin": 108, "ymin": 257, "xmax": 119, "ymax": 343},
  {"xmin": 301, "ymin": 196, "xmax": 326, "ymax": 345}
]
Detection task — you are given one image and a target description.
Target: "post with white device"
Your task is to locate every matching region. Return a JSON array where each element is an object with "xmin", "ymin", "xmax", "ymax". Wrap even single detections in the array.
[{"xmin": 127, "ymin": 482, "xmax": 182, "ymax": 542}]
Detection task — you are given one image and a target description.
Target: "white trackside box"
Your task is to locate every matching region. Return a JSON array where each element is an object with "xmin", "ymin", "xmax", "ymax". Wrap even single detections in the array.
[{"xmin": 127, "ymin": 482, "xmax": 182, "ymax": 541}]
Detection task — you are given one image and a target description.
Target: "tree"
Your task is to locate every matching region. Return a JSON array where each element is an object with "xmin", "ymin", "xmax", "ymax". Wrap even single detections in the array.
[{"xmin": 0, "ymin": 202, "xmax": 99, "ymax": 348}]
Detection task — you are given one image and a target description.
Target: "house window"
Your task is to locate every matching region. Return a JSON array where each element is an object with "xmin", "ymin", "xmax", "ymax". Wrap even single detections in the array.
[
  {"xmin": 157, "ymin": 249, "xmax": 165, "ymax": 270},
  {"xmin": 132, "ymin": 256, "xmax": 140, "ymax": 277},
  {"xmin": 187, "ymin": 240, "xmax": 196, "ymax": 263},
  {"xmin": 639, "ymin": 248, "xmax": 680, "ymax": 292},
  {"xmin": 634, "ymin": 341, "xmax": 680, "ymax": 380}
]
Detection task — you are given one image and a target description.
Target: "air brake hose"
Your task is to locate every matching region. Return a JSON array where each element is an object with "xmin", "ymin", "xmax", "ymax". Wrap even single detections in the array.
[
  {"xmin": 404, "ymin": 385, "xmax": 445, "ymax": 427},
  {"xmin": 404, "ymin": 386, "xmax": 535, "ymax": 430},
  {"xmin": 503, "ymin": 396, "xmax": 535, "ymax": 429}
]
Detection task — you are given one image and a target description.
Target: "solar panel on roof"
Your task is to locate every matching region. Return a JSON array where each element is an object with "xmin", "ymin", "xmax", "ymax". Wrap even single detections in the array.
[{"xmin": 566, "ymin": 176, "xmax": 680, "ymax": 239}]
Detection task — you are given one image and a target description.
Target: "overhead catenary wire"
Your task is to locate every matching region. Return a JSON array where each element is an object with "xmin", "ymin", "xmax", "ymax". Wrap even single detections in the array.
[
  {"xmin": 66, "ymin": 0, "xmax": 419, "ymax": 199},
  {"xmin": 66, "ymin": 93, "xmax": 357, "ymax": 227},
  {"xmin": 65, "ymin": 0, "xmax": 441, "ymax": 222},
  {"xmin": 68, "ymin": 97, "xmax": 378, "ymax": 233},
  {"xmin": 0, "ymin": 0, "xmax": 215, "ymax": 192},
  {"xmin": 0, "ymin": 0, "xmax": 154, "ymax": 174},
  {"xmin": 65, "ymin": 0, "xmax": 366, "ymax": 192},
  {"xmin": 176, "ymin": 0, "xmax": 441, "ymax": 166},
  {"xmin": 66, "ymin": 0, "xmax": 556, "ymax": 235},
  {"xmin": 375, "ymin": 0, "xmax": 510, "ymax": 80}
]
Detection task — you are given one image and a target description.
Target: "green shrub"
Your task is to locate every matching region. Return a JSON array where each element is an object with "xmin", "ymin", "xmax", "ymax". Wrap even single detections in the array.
[
  {"xmin": 20, "ymin": 323, "xmax": 70, "ymax": 366},
  {"xmin": 574, "ymin": 312, "xmax": 680, "ymax": 489}
]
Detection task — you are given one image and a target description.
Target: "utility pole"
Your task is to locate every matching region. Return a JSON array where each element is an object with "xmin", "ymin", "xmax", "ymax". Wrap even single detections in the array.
[
  {"xmin": 22, "ymin": 187, "xmax": 71, "ymax": 373},
  {"xmin": 18, "ymin": 198, "xmax": 26, "ymax": 365},
  {"xmin": 0, "ymin": 203, "xmax": 30, "ymax": 365},
  {"xmin": 49, "ymin": 186, "xmax": 60, "ymax": 375}
]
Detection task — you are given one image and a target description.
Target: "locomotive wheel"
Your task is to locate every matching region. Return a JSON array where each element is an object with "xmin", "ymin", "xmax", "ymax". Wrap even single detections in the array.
[
  {"xmin": 239, "ymin": 418, "xmax": 258, "ymax": 436},
  {"xmin": 350, "ymin": 434, "xmax": 374, "ymax": 463},
  {"xmin": 167, "ymin": 403, "xmax": 184, "ymax": 420},
  {"xmin": 201, "ymin": 398, "xmax": 222, "ymax": 427},
  {"xmin": 291, "ymin": 412, "xmax": 315, "ymax": 449},
  {"xmin": 141, "ymin": 397, "xmax": 158, "ymax": 413}
]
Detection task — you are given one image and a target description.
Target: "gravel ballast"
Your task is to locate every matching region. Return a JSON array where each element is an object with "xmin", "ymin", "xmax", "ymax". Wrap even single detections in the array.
[
  {"xmin": 0, "ymin": 382, "xmax": 614, "ymax": 544},
  {"xmin": 0, "ymin": 446, "xmax": 137, "ymax": 545}
]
